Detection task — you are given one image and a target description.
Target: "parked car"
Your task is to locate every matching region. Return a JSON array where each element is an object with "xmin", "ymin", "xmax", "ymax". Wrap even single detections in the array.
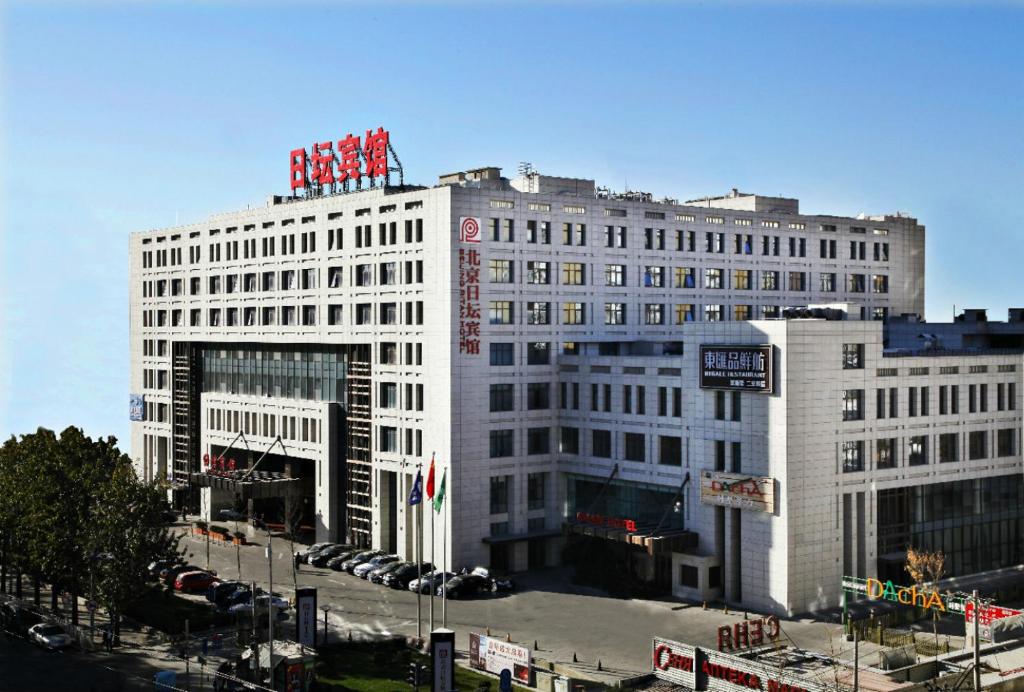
[
  {"xmin": 218, "ymin": 509, "xmax": 248, "ymax": 522},
  {"xmin": 160, "ymin": 564, "xmax": 204, "ymax": 586},
  {"xmin": 147, "ymin": 559, "xmax": 177, "ymax": 579},
  {"xmin": 228, "ymin": 594, "xmax": 290, "ymax": 619},
  {"xmin": 175, "ymin": 571, "xmax": 218, "ymax": 592},
  {"xmin": 1, "ymin": 602, "xmax": 42, "ymax": 637},
  {"xmin": 340, "ymin": 550, "xmax": 385, "ymax": 574},
  {"xmin": 220, "ymin": 585, "xmax": 258, "ymax": 610},
  {"xmin": 409, "ymin": 570, "xmax": 455, "ymax": 595},
  {"xmin": 382, "ymin": 562, "xmax": 433, "ymax": 589},
  {"xmin": 437, "ymin": 573, "xmax": 492, "ymax": 599},
  {"xmin": 354, "ymin": 554, "xmax": 399, "ymax": 579},
  {"xmin": 367, "ymin": 560, "xmax": 405, "ymax": 584},
  {"xmin": 294, "ymin": 542, "xmax": 333, "ymax": 564},
  {"xmin": 309, "ymin": 545, "xmax": 353, "ymax": 568},
  {"xmin": 28, "ymin": 623, "xmax": 73, "ymax": 650},
  {"xmin": 206, "ymin": 580, "xmax": 244, "ymax": 603},
  {"xmin": 470, "ymin": 566, "xmax": 516, "ymax": 593},
  {"xmin": 326, "ymin": 550, "xmax": 363, "ymax": 571}
]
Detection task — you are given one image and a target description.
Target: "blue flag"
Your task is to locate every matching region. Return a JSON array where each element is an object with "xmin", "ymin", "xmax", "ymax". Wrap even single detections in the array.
[{"xmin": 408, "ymin": 468, "xmax": 423, "ymax": 505}]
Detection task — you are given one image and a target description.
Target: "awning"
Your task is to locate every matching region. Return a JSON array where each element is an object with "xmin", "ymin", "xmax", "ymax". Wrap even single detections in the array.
[
  {"xmin": 564, "ymin": 521, "xmax": 699, "ymax": 555},
  {"xmin": 190, "ymin": 470, "xmax": 305, "ymax": 500}
]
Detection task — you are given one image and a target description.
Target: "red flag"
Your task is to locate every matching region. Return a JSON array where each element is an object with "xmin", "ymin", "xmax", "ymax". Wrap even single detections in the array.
[{"xmin": 426, "ymin": 453, "xmax": 436, "ymax": 499}]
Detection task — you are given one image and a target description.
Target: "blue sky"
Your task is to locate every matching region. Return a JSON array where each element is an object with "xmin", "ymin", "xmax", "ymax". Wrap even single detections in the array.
[{"xmin": 2, "ymin": 2, "xmax": 1022, "ymax": 446}]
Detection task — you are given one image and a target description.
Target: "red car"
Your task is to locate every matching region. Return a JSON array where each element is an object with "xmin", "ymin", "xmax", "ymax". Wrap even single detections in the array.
[{"xmin": 174, "ymin": 570, "xmax": 217, "ymax": 592}]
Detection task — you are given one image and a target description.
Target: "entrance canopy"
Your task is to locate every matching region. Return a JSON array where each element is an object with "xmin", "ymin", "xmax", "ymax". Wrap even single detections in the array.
[{"xmin": 191, "ymin": 469, "xmax": 304, "ymax": 501}]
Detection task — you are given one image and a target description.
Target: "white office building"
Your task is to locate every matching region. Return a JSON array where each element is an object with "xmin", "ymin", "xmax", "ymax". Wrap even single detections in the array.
[{"xmin": 129, "ymin": 162, "xmax": 1022, "ymax": 614}]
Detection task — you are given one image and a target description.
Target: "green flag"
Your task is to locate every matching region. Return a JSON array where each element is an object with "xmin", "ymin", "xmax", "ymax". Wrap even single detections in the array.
[{"xmin": 432, "ymin": 468, "xmax": 447, "ymax": 512}]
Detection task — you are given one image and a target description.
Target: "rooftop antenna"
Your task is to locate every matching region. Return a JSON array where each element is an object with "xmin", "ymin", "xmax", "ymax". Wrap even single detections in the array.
[{"xmin": 517, "ymin": 161, "xmax": 534, "ymax": 177}]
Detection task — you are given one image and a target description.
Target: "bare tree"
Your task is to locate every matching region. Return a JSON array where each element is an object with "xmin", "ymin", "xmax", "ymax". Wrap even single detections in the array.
[{"xmin": 905, "ymin": 546, "xmax": 946, "ymax": 666}]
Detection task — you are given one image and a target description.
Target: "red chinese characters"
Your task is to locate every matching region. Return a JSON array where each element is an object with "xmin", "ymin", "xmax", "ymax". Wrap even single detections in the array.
[
  {"xmin": 290, "ymin": 127, "xmax": 391, "ymax": 192},
  {"xmin": 459, "ymin": 249, "xmax": 481, "ymax": 355}
]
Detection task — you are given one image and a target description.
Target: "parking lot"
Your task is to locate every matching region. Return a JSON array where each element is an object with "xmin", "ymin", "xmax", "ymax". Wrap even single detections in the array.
[{"xmin": 176, "ymin": 526, "xmax": 865, "ymax": 675}]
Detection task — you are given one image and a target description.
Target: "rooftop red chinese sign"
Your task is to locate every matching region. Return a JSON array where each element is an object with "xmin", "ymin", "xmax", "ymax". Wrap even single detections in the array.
[{"xmin": 289, "ymin": 127, "xmax": 402, "ymax": 194}]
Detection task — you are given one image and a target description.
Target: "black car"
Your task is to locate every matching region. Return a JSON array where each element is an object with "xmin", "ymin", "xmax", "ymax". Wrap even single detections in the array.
[
  {"xmin": 325, "ymin": 550, "xmax": 362, "ymax": 571},
  {"xmin": 367, "ymin": 560, "xmax": 405, "ymax": 584},
  {"xmin": 309, "ymin": 545, "xmax": 352, "ymax": 568},
  {"xmin": 382, "ymin": 562, "xmax": 433, "ymax": 589},
  {"xmin": 1, "ymin": 602, "xmax": 43, "ymax": 636},
  {"xmin": 206, "ymin": 580, "xmax": 244, "ymax": 604},
  {"xmin": 147, "ymin": 559, "xmax": 177, "ymax": 579},
  {"xmin": 437, "ymin": 574, "xmax": 492, "ymax": 599},
  {"xmin": 339, "ymin": 549, "xmax": 384, "ymax": 573}
]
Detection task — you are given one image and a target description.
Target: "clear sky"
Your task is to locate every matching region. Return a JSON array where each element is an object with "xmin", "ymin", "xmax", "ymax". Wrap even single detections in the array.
[{"xmin": 2, "ymin": 2, "xmax": 1022, "ymax": 447}]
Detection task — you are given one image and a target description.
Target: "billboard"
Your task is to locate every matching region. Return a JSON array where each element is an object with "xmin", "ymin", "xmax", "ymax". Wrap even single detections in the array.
[
  {"xmin": 469, "ymin": 633, "xmax": 531, "ymax": 683},
  {"xmin": 699, "ymin": 345, "xmax": 773, "ymax": 393},
  {"xmin": 295, "ymin": 587, "xmax": 317, "ymax": 647},
  {"xmin": 699, "ymin": 471, "xmax": 776, "ymax": 513},
  {"xmin": 129, "ymin": 394, "xmax": 144, "ymax": 422}
]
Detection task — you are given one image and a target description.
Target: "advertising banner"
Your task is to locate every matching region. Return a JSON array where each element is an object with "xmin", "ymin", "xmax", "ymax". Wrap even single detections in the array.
[
  {"xmin": 699, "ymin": 471, "xmax": 776, "ymax": 513},
  {"xmin": 432, "ymin": 629, "xmax": 456, "ymax": 692},
  {"xmin": 296, "ymin": 587, "xmax": 317, "ymax": 647},
  {"xmin": 699, "ymin": 345, "xmax": 773, "ymax": 393},
  {"xmin": 469, "ymin": 633, "xmax": 532, "ymax": 683},
  {"xmin": 965, "ymin": 601, "xmax": 1023, "ymax": 640},
  {"xmin": 459, "ymin": 217, "xmax": 482, "ymax": 244},
  {"xmin": 129, "ymin": 394, "xmax": 144, "ymax": 422}
]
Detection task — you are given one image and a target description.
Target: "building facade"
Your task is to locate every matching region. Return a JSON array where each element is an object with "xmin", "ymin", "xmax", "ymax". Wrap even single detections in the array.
[{"xmin": 129, "ymin": 163, "xmax": 1020, "ymax": 614}]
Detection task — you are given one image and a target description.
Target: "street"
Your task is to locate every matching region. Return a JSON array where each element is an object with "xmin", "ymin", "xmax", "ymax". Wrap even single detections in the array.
[{"xmin": 179, "ymin": 528, "xmax": 863, "ymax": 675}]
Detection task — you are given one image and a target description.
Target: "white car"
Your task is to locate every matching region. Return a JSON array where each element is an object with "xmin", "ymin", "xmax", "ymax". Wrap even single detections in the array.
[
  {"xmin": 228, "ymin": 593, "xmax": 291, "ymax": 617},
  {"xmin": 29, "ymin": 623, "xmax": 73, "ymax": 650}
]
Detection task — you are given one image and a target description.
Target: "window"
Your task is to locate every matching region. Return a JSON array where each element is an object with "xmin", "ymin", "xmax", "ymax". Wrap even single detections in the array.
[
  {"xmin": 730, "ymin": 391, "xmax": 741, "ymax": 421},
  {"xmin": 733, "ymin": 269, "xmax": 751, "ymax": 290},
  {"xmin": 939, "ymin": 433, "xmax": 959, "ymax": 463},
  {"xmin": 788, "ymin": 272, "xmax": 806, "ymax": 291},
  {"xmin": 908, "ymin": 387, "xmax": 918, "ymax": 417},
  {"xmin": 527, "ymin": 428, "xmax": 550, "ymax": 455},
  {"xmin": 761, "ymin": 271, "xmax": 778, "ymax": 291},
  {"xmin": 876, "ymin": 438, "xmax": 897, "ymax": 469},
  {"xmin": 489, "ymin": 430, "xmax": 514, "ymax": 458},
  {"xmin": 674, "ymin": 304, "xmax": 695, "ymax": 323},
  {"xmin": 623, "ymin": 433, "xmax": 645, "ymax": 462},
  {"xmin": 560, "ymin": 426, "xmax": 580, "ymax": 454},
  {"xmin": 380, "ymin": 426, "xmax": 398, "ymax": 453},
  {"xmin": 489, "ymin": 476, "xmax": 510, "ymax": 514},
  {"xmin": 714, "ymin": 391, "xmax": 726, "ymax": 420},
  {"xmin": 842, "ymin": 441, "xmax": 864, "ymax": 472},
  {"xmin": 843, "ymin": 343, "xmax": 864, "ymax": 369},
  {"xmin": 673, "ymin": 267, "xmax": 695, "ymax": 288},
  {"xmin": 489, "ymin": 384, "xmax": 514, "ymax": 412},
  {"xmin": 592, "ymin": 429, "xmax": 612, "ymax": 458},
  {"xmin": 704, "ymin": 304, "xmax": 723, "ymax": 322},
  {"xmin": 487, "ymin": 259, "xmax": 513, "ymax": 284},
  {"xmin": 872, "ymin": 275, "xmax": 889, "ymax": 294},
  {"xmin": 820, "ymin": 272, "xmax": 836, "ymax": 292},
  {"xmin": 644, "ymin": 304, "xmax": 664, "ymax": 325},
  {"xmin": 562, "ymin": 302, "xmax": 585, "ymax": 325},
  {"xmin": 527, "ymin": 302, "xmax": 550, "ymax": 325},
  {"xmin": 980, "ymin": 384, "xmax": 988, "ymax": 412},
  {"xmin": 526, "ymin": 261, "xmax": 550, "ymax": 284},
  {"xmin": 659, "ymin": 435, "xmax": 682, "ymax": 466},
  {"xmin": 704, "ymin": 268, "xmax": 723, "ymax": 289},
  {"xmin": 644, "ymin": 227, "xmax": 665, "ymax": 250},
  {"xmin": 969, "ymin": 385, "xmax": 977, "ymax": 413},
  {"xmin": 527, "ymin": 473, "xmax": 547, "ymax": 511},
  {"xmin": 489, "ymin": 218, "xmax": 514, "ymax": 242},
  {"xmin": 679, "ymin": 564, "xmax": 699, "ymax": 589},
  {"xmin": 526, "ymin": 342, "xmax": 549, "ymax": 365},
  {"xmin": 562, "ymin": 263, "xmax": 585, "ymax": 285},
  {"xmin": 489, "ymin": 301, "xmax": 513, "ymax": 325},
  {"xmin": 527, "ymin": 382, "xmax": 549, "ymax": 410},
  {"xmin": 997, "ymin": 429, "xmax": 1016, "ymax": 457},
  {"xmin": 951, "ymin": 385, "xmax": 960, "ymax": 414},
  {"xmin": 605, "ymin": 303, "xmax": 626, "ymax": 325},
  {"xmin": 733, "ymin": 305, "xmax": 751, "ymax": 320},
  {"xmin": 380, "ymin": 303, "xmax": 397, "ymax": 325},
  {"xmin": 969, "ymin": 430, "xmax": 987, "ymax": 460},
  {"xmin": 843, "ymin": 390, "xmax": 864, "ymax": 421},
  {"xmin": 643, "ymin": 266, "xmax": 664, "ymax": 288},
  {"xmin": 605, "ymin": 264, "xmax": 625, "ymax": 287},
  {"xmin": 490, "ymin": 343, "xmax": 513, "ymax": 366},
  {"xmin": 908, "ymin": 436, "xmax": 928, "ymax": 466},
  {"xmin": 302, "ymin": 305, "xmax": 316, "ymax": 326}
]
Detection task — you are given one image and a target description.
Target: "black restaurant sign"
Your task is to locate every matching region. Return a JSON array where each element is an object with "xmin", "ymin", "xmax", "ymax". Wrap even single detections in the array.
[{"xmin": 699, "ymin": 345, "xmax": 773, "ymax": 393}]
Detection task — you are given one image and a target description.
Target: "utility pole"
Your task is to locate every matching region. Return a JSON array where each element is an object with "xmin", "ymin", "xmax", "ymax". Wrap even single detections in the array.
[
  {"xmin": 267, "ymin": 527, "xmax": 274, "ymax": 685},
  {"xmin": 853, "ymin": 629, "xmax": 859, "ymax": 692},
  {"xmin": 185, "ymin": 618, "xmax": 191, "ymax": 692},
  {"xmin": 972, "ymin": 590, "xmax": 981, "ymax": 692},
  {"xmin": 251, "ymin": 580, "xmax": 259, "ymax": 679}
]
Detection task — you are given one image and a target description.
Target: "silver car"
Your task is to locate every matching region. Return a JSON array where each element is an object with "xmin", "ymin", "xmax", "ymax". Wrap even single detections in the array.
[{"xmin": 29, "ymin": 623, "xmax": 73, "ymax": 650}]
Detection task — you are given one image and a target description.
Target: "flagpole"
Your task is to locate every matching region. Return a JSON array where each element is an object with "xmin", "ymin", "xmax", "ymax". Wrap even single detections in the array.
[
  {"xmin": 429, "ymin": 497, "xmax": 435, "ymax": 632},
  {"xmin": 442, "ymin": 478, "xmax": 448, "ymax": 628},
  {"xmin": 416, "ymin": 467, "xmax": 422, "ymax": 642}
]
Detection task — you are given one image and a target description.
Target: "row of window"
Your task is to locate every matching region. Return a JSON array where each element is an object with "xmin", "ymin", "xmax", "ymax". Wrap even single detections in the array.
[
  {"xmin": 141, "ymin": 301, "xmax": 425, "ymax": 329},
  {"xmin": 494, "ymin": 218, "xmax": 893, "ymax": 259},
  {"xmin": 207, "ymin": 406, "xmax": 322, "ymax": 444},
  {"xmin": 141, "ymin": 219, "xmax": 425, "ymax": 269},
  {"xmin": 841, "ymin": 382, "xmax": 1018, "ymax": 421},
  {"xmin": 142, "ymin": 368, "xmax": 169, "ymax": 390},
  {"xmin": 494, "ymin": 259, "xmax": 890, "ymax": 294},
  {"xmin": 378, "ymin": 382, "xmax": 425, "ymax": 411},
  {"xmin": 487, "ymin": 426, "xmax": 685, "ymax": 466},
  {"xmin": 377, "ymin": 426, "xmax": 424, "ymax": 456},
  {"xmin": 842, "ymin": 428, "xmax": 1018, "ymax": 472},
  {"xmin": 142, "ymin": 260, "xmax": 425, "ymax": 299},
  {"xmin": 489, "ymin": 472, "xmax": 548, "ymax": 515}
]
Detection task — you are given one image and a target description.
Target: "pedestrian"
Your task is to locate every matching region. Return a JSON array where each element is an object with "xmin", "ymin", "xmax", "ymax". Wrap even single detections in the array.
[
  {"xmin": 294, "ymin": 551, "xmax": 302, "ymax": 571},
  {"xmin": 102, "ymin": 627, "xmax": 112, "ymax": 652}
]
